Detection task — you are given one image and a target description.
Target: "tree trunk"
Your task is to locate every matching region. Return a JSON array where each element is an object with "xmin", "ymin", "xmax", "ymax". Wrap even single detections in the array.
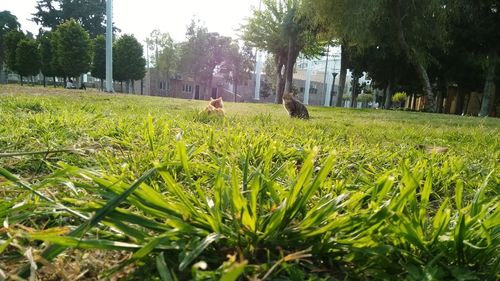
[
  {"xmin": 283, "ymin": 35, "xmax": 297, "ymax": 96},
  {"xmin": 20, "ymin": 75, "xmax": 23, "ymax": 86},
  {"xmin": 53, "ymin": 76, "xmax": 57, "ymax": 87},
  {"xmin": 350, "ymin": 74, "xmax": 359, "ymax": 108},
  {"xmin": 206, "ymin": 74, "xmax": 214, "ymax": 100},
  {"xmin": 101, "ymin": 79, "xmax": 104, "ymax": 91},
  {"xmin": 335, "ymin": 44, "xmax": 348, "ymax": 107},
  {"xmin": 384, "ymin": 78, "xmax": 394, "ymax": 109},
  {"xmin": 275, "ymin": 54, "xmax": 285, "ymax": 103},
  {"xmin": 234, "ymin": 81, "xmax": 238, "ymax": 102},
  {"xmin": 479, "ymin": 48, "xmax": 498, "ymax": 117},
  {"xmin": 0, "ymin": 62, "xmax": 5, "ymax": 84},
  {"xmin": 393, "ymin": 0, "xmax": 435, "ymax": 112}
]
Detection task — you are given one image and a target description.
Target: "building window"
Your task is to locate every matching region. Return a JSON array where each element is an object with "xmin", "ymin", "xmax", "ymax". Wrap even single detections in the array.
[{"xmin": 182, "ymin": 84, "xmax": 193, "ymax": 93}]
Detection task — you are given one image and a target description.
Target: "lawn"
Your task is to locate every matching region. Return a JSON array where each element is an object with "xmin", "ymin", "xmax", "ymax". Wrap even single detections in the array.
[{"xmin": 0, "ymin": 85, "xmax": 498, "ymax": 280}]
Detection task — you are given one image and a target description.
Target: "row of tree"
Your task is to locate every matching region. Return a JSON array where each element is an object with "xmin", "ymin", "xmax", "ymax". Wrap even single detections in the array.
[
  {"xmin": 141, "ymin": 19, "xmax": 255, "ymax": 101},
  {"xmin": 240, "ymin": 0, "xmax": 499, "ymax": 116},
  {"xmin": 1, "ymin": 0, "xmax": 255, "ymax": 99},
  {"xmin": 1, "ymin": 10, "xmax": 145, "ymax": 90}
]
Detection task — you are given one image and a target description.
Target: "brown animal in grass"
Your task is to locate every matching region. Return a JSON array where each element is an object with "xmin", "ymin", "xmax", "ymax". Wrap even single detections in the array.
[
  {"xmin": 282, "ymin": 92, "xmax": 309, "ymax": 119},
  {"xmin": 203, "ymin": 97, "xmax": 225, "ymax": 116}
]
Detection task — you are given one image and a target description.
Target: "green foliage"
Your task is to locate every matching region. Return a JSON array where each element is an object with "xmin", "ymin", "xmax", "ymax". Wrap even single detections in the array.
[
  {"xmin": 241, "ymin": 0, "xmax": 324, "ymax": 101},
  {"xmin": 113, "ymin": 34, "xmax": 146, "ymax": 82},
  {"xmin": 392, "ymin": 91, "xmax": 407, "ymax": 103},
  {"xmin": 0, "ymin": 11, "xmax": 20, "ymax": 64},
  {"xmin": 39, "ymin": 32, "xmax": 56, "ymax": 78},
  {"xmin": 91, "ymin": 35, "xmax": 106, "ymax": 80},
  {"xmin": 219, "ymin": 43, "xmax": 254, "ymax": 100},
  {"xmin": 0, "ymin": 85, "xmax": 499, "ymax": 280},
  {"xmin": 32, "ymin": 0, "xmax": 106, "ymax": 38},
  {"xmin": 15, "ymin": 38, "xmax": 40, "ymax": 79},
  {"xmin": 3, "ymin": 30, "xmax": 25, "ymax": 73},
  {"xmin": 180, "ymin": 20, "xmax": 232, "ymax": 97},
  {"xmin": 357, "ymin": 93, "xmax": 374, "ymax": 103},
  {"xmin": 53, "ymin": 19, "xmax": 91, "ymax": 78},
  {"xmin": 146, "ymin": 29, "xmax": 179, "ymax": 79}
]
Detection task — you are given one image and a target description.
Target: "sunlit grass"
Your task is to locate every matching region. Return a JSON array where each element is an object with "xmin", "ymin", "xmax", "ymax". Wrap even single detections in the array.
[{"xmin": 0, "ymin": 85, "xmax": 499, "ymax": 280}]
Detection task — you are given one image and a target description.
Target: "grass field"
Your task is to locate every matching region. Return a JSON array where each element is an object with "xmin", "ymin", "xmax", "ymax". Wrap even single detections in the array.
[{"xmin": 0, "ymin": 85, "xmax": 499, "ymax": 280}]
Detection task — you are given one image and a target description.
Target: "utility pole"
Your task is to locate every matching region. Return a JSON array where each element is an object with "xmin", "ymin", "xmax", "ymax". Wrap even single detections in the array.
[
  {"xmin": 303, "ymin": 59, "xmax": 312, "ymax": 105},
  {"xmin": 253, "ymin": 0, "xmax": 263, "ymax": 101},
  {"xmin": 322, "ymin": 45, "xmax": 330, "ymax": 106},
  {"xmin": 105, "ymin": 0, "xmax": 114, "ymax": 92}
]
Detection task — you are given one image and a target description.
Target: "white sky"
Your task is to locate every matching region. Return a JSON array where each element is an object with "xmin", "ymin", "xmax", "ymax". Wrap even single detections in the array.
[{"xmin": 3, "ymin": 0, "xmax": 261, "ymax": 43}]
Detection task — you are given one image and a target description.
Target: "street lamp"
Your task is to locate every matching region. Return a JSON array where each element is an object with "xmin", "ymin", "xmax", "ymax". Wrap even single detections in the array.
[{"xmin": 329, "ymin": 72, "xmax": 338, "ymax": 106}]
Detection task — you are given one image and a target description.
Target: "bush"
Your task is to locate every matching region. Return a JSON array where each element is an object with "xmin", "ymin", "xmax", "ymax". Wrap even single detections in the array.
[
  {"xmin": 357, "ymin": 93, "xmax": 375, "ymax": 103},
  {"xmin": 392, "ymin": 91, "xmax": 408, "ymax": 103}
]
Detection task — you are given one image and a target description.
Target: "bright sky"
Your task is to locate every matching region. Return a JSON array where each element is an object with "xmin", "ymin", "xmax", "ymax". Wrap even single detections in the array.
[{"xmin": 3, "ymin": 0, "xmax": 261, "ymax": 43}]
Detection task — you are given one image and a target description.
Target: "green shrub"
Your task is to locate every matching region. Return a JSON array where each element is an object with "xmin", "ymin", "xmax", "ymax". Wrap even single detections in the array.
[
  {"xmin": 392, "ymin": 91, "xmax": 408, "ymax": 103},
  {"xmin": 357, "ymin": 93, "xmax": 374, "ymax": 103}
]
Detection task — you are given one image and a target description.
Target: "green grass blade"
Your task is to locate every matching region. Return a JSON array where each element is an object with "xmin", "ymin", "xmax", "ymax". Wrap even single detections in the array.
[
  {"xmin": 179, "ymin": 233, "xmax": 222, "ymax": 271},
  {"xmin": 24, "ymin": 233, "xmax": 141, "ymax": 251},
  {"xmin": 131, "ymin": 232, "xmax": 175, "ymax": 260},
  {"xmin": 156, "ymin": 252, "xmax": 175, "ymax": 281},
  {"xmin": 145, "ymin": 115, "xmax": 157, "ymax": 158},
  {"xmin": 220, "ymin": 261, "xmax": 248, "ymax": 281},
  {"xmin": 0, "ymin": 167, "xmax": 88, "ymax": 220},
  {"xmin": 18, "ymin": 167, "xmax": 157, "ymax": 277}
]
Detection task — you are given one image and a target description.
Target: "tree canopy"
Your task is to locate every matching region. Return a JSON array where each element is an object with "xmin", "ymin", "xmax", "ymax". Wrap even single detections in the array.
[
  {"xmin": 113, "ymin": 34, "xmax": 146, "ymax": 84},
  {"xmin": 219, "ymin": 42, "xmax": 255, "ymax": 101},
  {"xmin": 32, "ymin": 0, "xmax": 107, "ymax": 38},
  {"xmin": 53, "ymin": 19, "xmax": 91, "ymax": 78},
  {"xmin": 15, "ymin": 38, "xmax": 41, "ymax": 82},
  {"xmin": 180, "ymin": 19, "xmax": 232, "ymax": 99},
  {"xmin": 0, "ymin": 10, "xmax": 21, "ymax": 70},
  {"xmin": 4, "ymin": 30, "xmax": 25, "ymax": 74},
  {"xmin": 146, "ymin": 30, "xmax": 179, "ymax": 79},
  {"xmin": 91, "ymin": 35, "xmax": 106, "ymax": 81},
  {"xmin": 39, "ymin": 31, "xmax": 56, "ymax": 80},
  {"xmin": 241, "ymin": 0, "xmax": 324, "ymax": 103}
]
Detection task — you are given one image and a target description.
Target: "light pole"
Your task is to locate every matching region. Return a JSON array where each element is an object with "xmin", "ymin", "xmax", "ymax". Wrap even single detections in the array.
[
  {"xmin": 105, "ymin": 0, "xmax": 114, "ymax": 92},
  {"xmin": 330, "ymin": 72, "xmax": 338, "ymax": 106},
  {"xmin": 254, "ymin": 0, "xmax": 263, "ymax": 101}
]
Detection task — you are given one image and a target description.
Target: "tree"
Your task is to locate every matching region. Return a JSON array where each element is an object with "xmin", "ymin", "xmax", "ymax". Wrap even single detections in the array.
[
  {"xmin": 4, "ymin": 30, "xmax": 25, "ymax": 75},
  {"xmin": 39, "ymin": 31, "xmax": 57, "ymax": 86},
  {"xmin": 241, "ymin": 0, "xmax": 323, "ymax": 103},
  {"xmin": 156, "ymin": 37, "xmax": 179, "ymax": 81},
  {"xmin": 32, "ymin": 0, "xmax": 107, "ymax": 38},
  {"xmin": 220, "ymin": 43, "xmax": 254, "ymax": 102},
  {"xmin": 304, "ymin": 0, "xmax": 447, "ymax": 112},
  {"xmin": 113, "ymin": 34, "xmax": 146, "ymax": 93},
  {"xmin": 146, "ymin": 29, "xmax": 180, "ymax": 89},
  {"xmin": 0, "ymin": 11, "xmax": 21, "ymax": 83},
  {"xmin": 91, "ymin": 35, "xmax": 106, "ymax": 89},
  {"xmin": 15, "ymin": 38, "xmax": 41, "ymax": 85},
  {"xmin": 180, "ymin": 19, "xmax": 232, "ymax": 99},
  {"xmin": 53, "ymin": 19, "xmax": 91, "ymax": 79},
  {"xmin": 448, "ymin": 0, "xmax": 500, "ymax": 116}
]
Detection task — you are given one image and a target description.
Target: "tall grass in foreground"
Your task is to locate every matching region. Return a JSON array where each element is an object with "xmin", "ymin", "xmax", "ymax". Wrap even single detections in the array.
[{"xmin": 0, "ymin": 86, "xmax": 499, "ymax": 280}]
